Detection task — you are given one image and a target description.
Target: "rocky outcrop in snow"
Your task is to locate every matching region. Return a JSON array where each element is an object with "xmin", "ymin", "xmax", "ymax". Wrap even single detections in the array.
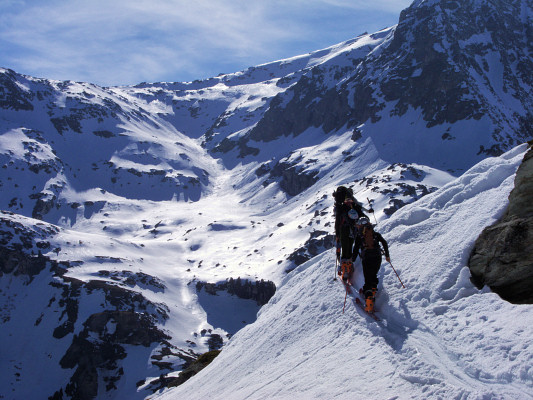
[
  {"xmin": 468, "ymin": 144, "xmax": 533, "ymax": 303},
  {"xmin": 196, "ymin": 277, "xmax": 276, "ymax": 306}
]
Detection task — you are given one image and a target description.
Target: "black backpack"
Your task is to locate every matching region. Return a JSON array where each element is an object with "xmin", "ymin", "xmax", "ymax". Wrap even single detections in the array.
[{"xmin": 333, "ymin": 186, "xmax": 354, "ymax": 206}]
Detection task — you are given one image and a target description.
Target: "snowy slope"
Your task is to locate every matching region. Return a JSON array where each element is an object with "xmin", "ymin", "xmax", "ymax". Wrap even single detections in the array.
[{"xmin": 156, "ymin": 144, "xmax": 533, "ymax": 400}]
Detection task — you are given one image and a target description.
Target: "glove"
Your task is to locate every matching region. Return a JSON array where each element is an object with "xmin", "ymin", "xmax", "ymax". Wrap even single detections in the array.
[{"xmin": 368, "ymin": 208, "xmax": 374, "ymax": 213}]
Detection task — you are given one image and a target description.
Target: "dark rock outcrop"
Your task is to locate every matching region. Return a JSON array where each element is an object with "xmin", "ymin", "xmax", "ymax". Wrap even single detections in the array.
[
  {"xmin": 0, "ymin": 247, "xmax": 49, "ymax": 280},
  {"xmin": 270, "ymin": 160, "xmax": 319, "ymax": 197},
  {"xmin": 146, "ymin": 349, "xmax": 221, "ymax": 392},
  {"xmin": 468, "ymin": 145, "xmax": 533, "ymax": 303},
  {"xmin": 0, "ymin": 68, "xmax": 34, "ymax": 111},
  {"xmin": 57, "ymin": 310, "xmax": 170, "ymax": 399},
  {"xmin": 196, "ymin": 277, "xmax": 276, "ymax": 306},
  {"xmin": 288, "ymin": 230, "xmax": 336, "ymax": 271}
]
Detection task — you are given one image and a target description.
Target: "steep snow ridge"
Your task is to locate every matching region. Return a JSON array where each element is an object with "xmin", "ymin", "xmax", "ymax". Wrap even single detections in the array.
[
  {"xmin": 157, "ymin": 144, "xmax": 532, "ymax": 400},
  {"xmin": 304, "ymin": 28, "xmax": 395, "ymax": 72},
  {"xmin": 223, "ymin": 30, "xmax": 388, "ymax": 87}
]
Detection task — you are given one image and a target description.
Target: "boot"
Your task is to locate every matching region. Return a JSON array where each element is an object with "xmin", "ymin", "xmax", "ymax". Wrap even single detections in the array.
[
  {"xmin": 341, "ymin": 259, "xmax": 353, "ymax": 282},
  {"xmin": 365, "ymin": 297, "xmax": 374, "ymax": 313},
  {"xmin": 364, "ymin": 288, "xmax": 376, "ymax": 312}
]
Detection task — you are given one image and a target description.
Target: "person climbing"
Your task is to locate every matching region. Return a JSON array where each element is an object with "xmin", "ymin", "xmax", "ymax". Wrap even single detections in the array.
[
  {"xmin": 353, "ymin": 217, "xmax": 390, "ymax": 313},
  {"xmin": 333, "ymin": 186, "xmax": 373, "ymax": 283}
]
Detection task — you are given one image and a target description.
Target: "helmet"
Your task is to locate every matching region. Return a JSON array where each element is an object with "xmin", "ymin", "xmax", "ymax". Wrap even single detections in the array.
[{"xmin": 358, "ymin": 217, "xmax": 370, "ymax": 226}]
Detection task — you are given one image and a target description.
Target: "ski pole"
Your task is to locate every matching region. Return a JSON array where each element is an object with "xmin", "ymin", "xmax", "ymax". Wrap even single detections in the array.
[
  {"xmin": 388, "ymin": 260, "xmax": 406, "ymax": 289},
  {"xmin": 334, "ymin": 238, "xmax": 341, "ymax": 280},
  {"xmin": 367, "ymin": 197, "xmax": 378, "ymax": 225}
]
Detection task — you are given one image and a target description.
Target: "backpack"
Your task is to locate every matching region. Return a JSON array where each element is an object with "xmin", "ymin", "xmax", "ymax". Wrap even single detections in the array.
[
  {"xmin": 333, "ymin": 186, "xmax": 353, "ymax": 223},
  {"xmin": 361, "ymin": 225, "xmax": 380, "ymax": 253},
  {"xmin": 333, "ymin": 186, "xmax": 354, "ymax": 206}
]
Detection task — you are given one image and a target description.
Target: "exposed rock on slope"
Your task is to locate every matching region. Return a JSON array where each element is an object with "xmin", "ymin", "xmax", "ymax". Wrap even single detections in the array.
[
  {"xmin": 468, "ymin": 144, "xmax": 533, "ymax": 303},
  {"xmin": 196, "ymin": 278, "xmax": 276, "ymax": 306}
]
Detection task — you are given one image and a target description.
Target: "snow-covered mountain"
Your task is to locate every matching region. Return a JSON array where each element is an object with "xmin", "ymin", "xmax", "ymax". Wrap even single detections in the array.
[{"xmin": 1, "ymin": 0, "xmax": 532, "ymax": 398}]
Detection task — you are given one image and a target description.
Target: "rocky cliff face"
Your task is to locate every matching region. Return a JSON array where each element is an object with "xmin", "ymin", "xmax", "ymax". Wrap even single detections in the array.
[
  {"xmin": 468, "ymin": 144, "xmax": 533, "ymax": 303},
  {"xmin": 218, "ymin": 0, "xmax": 532, "ymax": 176}
]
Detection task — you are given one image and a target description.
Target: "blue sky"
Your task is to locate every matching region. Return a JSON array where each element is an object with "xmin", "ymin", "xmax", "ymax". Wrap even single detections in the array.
[{"xmin": 0, "ymin": 0, "xmax": 412, "ymax": 87}]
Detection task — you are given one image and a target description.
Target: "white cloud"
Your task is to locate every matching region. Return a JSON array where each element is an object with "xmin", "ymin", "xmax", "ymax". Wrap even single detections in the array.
[{"xmin": 0, "ymin": 0, "xmax": 412, "ymax": 85}]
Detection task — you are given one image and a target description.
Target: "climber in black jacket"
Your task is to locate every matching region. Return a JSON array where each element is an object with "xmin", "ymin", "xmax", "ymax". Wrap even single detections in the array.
[
  {"xmin": 353, "ymin": 217, "xmax": 390, "ymax": 312},
  {"xmin": 333, "ymin": 186, "xmax": 372, "ymax": 282}
]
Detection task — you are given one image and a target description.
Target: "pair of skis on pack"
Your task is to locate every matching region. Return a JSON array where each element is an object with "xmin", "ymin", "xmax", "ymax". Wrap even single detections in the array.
[{"xmin": 339, "ymin": 277, "xmax": 380, "ymax": 322}]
